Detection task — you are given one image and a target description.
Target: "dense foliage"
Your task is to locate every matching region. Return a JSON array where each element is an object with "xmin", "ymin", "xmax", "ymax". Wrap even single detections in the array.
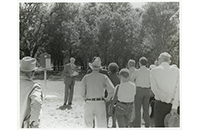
[{"xmin": 19, "ymin": 2, "xmax": 179, "ymax": 70}]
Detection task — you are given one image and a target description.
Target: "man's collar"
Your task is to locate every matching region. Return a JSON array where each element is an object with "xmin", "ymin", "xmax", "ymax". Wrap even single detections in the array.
[
  {"xmin": 140, "ymin": 66, "xmax": 146, "ymax": 69},
  {"xmin": 159, "ymin": 62, "xmax": 170, "ymax": 68},
  {"xmin": 92, "ymin": 70, "xmax": 100, "ymax": 73},
  {"xmin": 161, "ymin": 62, "xmax": 170, "ymax": 66},
  {"xmin": 129, "ymin": 66, "xmax": 135, "ymax": 69}
]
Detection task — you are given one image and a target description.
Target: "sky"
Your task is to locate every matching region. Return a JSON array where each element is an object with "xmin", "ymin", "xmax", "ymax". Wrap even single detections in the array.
[{"xmin": 131, "ymin": 2, "xmax": 145, "ymax": 8}]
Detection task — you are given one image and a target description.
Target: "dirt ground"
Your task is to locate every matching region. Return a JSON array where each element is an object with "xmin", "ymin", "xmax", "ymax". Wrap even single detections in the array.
[
  {"xmin": 36, "ymin": 79, "xmax": 85, "ymax": 128},
  {"xmin": 35, "ymin": 79, "xmax": 152, "ymax": 128}
]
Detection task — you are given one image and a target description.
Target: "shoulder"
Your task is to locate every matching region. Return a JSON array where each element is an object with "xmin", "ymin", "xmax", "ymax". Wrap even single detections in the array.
[
  {"xmin": 169, "ymin": 66, "xmax": 179, "ymax": 74},
  {"xmin": 128, "ymin": 81, "xmax": 135, "ymax": 86},
  {"xmin": 64, "ymin": 64, "xmax": 69, "ymax": 68},
  {"xmin": 133, "ymin": 69, "xmax": 139, "ymax": 75},
  {"xmin": 81, "ymin": 74, "xmax": 89, "ymax": 81},
  {"xmin": 65, "ymin": 63, "xmax": 71, "ymax": 67},
  {"xmin": 151, "ymin": 65, "xmax": 162, "ymax": 72},
  {"xmin": 86, "ymin": 69, "xmax": 92, "ymax": 74},
  {"xmin": 83, "ymin": 73, "xmax": 90, "ymax": 78},
  {"xmin": 32, "ymin": 82, "xmax": 42, "ymax": 89},
  {"xmin": 102, "ymin": 73, "xmax": 111, "ymax": 81},
  {"xmin": 27, "ymin": 82, "xmax": 42, "ymax": 96},
  {"xmin": 170, "ymin": 65, "xmax": 179, "ymax": 70},
  {"xmin": 144, "ymin": 67, "xmax": 150, "ymax": 73},
  {"xmin": 103, "ymin": 73, "xmax": 109, "ymax": 78},
  {"xmin": 100, "ymin": 69, "xmax": 108, "ymax": 75}
]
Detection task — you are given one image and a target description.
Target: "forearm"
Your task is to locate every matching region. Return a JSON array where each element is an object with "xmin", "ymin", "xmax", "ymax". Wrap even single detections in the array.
[
  {"xmin": 30, "ymin": 99, "xmax": 42, "ymax": 126},
  {"xmin": 105, "ymin": 78, "xmax": 114, "ymax": 101},
  {"xmin": 80, "ymin": 77, "xmax": 87, "ymax": 100},
  {"xmin": 64, "ymin": 71, "xmax": 71, "ymax": 77},
  {"xmin": 29, "ymin": 87, "xmax": 42, "ymax": 127},
  {"xmin": 130, "ymin": 74, "xmax": 136, "ymax": 83},
  {"xmin": 105, "ymin": 91, "xmax": 114, "ymax": 101},
  {"xmin": 172, "ymin": 78, "xmax": 179, "ymax": 109}
]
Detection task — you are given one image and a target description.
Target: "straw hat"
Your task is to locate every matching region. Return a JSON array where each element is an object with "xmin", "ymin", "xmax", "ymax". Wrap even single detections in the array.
[
  {"xmin": 20, "ymin": 56, "xmax": 38, "ymax": 72},
  {"xmin": 164, "ymin": 113, "xmax": 180, "ymax": 127},
  {"xmin": 88, "ymin": 57, "xmax": 102, "ymax": 70}
]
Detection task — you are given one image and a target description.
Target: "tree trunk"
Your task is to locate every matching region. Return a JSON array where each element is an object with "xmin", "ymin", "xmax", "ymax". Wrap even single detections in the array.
[
  {"xmin": 31, "ymin": 45, "xmax": 39, "ymax": 58},
  {"xmin": 22, "ymin": 48, "xmax": 31, "ymax": 57}
]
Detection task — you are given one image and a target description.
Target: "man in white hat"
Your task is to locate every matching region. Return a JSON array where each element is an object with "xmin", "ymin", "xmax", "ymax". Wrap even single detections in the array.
[
  {"xmin": 80, "ymin": 57, "xmax": 115, "ymax": 128},
  {"xmin": 150, "ymin": 52, "xmax": 179, "ymax": 127},
  {"xmin": 20, "ymin": 56, "xmax": 43, "ymax": 128}
]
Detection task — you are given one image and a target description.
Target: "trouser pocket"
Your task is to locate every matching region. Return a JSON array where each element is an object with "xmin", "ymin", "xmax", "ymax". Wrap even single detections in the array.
[{"xmin": 115, "ymin": 102, "xmax": 128, "ymax": 115}]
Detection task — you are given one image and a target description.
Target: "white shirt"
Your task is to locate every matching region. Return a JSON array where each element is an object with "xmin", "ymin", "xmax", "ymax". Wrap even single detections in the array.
[
  {"xmin": 130, "ymin": 66, "xmax": 151, "ymax": 88},
  {"xmin": 81, "ymin": 71, "xmax": 114, "ymax": 101},
  {"xmin": 150, "ymin": 62, "xmax": 179, "ymax": 109},
  {"xmin": 129, "ymin": 67, "xmax": 137, "ymax": 78},
  {"xmin": 117, "ymin": 81, "xmax": 136, "ymax": 102}
]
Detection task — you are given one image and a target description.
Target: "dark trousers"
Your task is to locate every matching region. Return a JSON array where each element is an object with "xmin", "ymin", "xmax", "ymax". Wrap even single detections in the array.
[
  {"xmin": 149, "ymin": 97, "xmax": 155, "ymax": 118},
  {"xmin": 134, "ymin": 87, "xmax": 150, "ymax": 127},
  {"xmin": 154, "ymin": 100, "xmax": 172, "ymax": 127},
  {"xmin": 105, "ymin": 101, "xmax": 117, "ymax": 127},
  {"xmin": 64, "ymin": 79, "xmax": 75, "ymax": 105}
]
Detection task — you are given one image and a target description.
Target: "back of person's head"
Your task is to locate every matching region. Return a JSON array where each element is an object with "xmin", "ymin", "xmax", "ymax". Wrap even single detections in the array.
[
  {"xmin": 127, "ymin": 59, "xmax": 135, "ymax": 68},
  {"xmin": 158, "ymin": 52, "xmax": 171, "ymax": 64},
  {"xmin": 108, "ymin": 62, "xmax": 119, "ymax": 74},
  {"xmin": 139, "ymin": 57, "xmax": 148, "ymax": 66},
  {"xmin": 70, "ymin": 57, "xmax": 75, "ymax": 63},
  {"xmin": 154, "ymin": 60, "xmax": 159, "ymax": 66},
  {"xmin": 119, "ymin": 68, "xmax": 130, "ymax": 78}
]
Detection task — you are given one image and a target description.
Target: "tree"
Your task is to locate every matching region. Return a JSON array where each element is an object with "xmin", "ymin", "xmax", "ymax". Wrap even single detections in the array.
[
  {"xmin": 141, "ymin": 2, "xmax": 179, "ymax": 64},
  {"xmin": 97, "ymin": 2, "xmax": 143, "ymax": 67},
  {"xmin": 45, "ymin": 3, "xmax": 80, "ymax": 70},
  {"xmin": 19, "ymin": 3, "xmax": 49, "ymax": 59},
  {"xmin": 75, "ymin": 3, "xmax": 100, "ymax": 69},
  {"xmin": 19, "ymin": 2, "xmax": 180, "ymax": 71}
]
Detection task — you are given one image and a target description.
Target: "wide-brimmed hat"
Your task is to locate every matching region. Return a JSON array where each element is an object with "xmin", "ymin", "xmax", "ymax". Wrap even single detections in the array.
[
  {"xmin": 164, "ymin": 113, "xmax": 180, "ymax": 127},
  {"xmin": 89, "ymin": 57, "xmax": 102, "ymax": 70},
  {"xmin": 20, "ymin": 56, "xmax": 38, "ymax": 72}
]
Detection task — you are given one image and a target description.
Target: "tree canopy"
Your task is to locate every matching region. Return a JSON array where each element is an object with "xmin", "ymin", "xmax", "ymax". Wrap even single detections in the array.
[{"xmin": 19, "ymin": 2, "xmax": 180, "ymax": 70}]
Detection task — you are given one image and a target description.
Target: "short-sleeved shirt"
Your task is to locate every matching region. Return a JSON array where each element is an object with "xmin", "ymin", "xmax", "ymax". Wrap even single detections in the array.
[
  {"xmin": 117, "ymin": 81, "xmax": 136, "ymax": 103},
  {"xmin": 81, "ymin": 71, "xmax": 114, "ymax": 101},
  {"xmin": 131, "ymin": 66, "xmax": 151, "ymax": 88}
]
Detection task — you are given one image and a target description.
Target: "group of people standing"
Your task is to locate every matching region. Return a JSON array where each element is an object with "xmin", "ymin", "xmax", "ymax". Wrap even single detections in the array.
[
  {"xmin": 79, "ymin": 52, "xmax": 179, "ymax": 128},
  {"xmin": 19, "ymin": 51, "xmax": 179, "ymax": 128}
]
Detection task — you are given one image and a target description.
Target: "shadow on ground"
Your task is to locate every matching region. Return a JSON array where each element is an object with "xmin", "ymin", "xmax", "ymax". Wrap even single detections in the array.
[{"xmin": 57, "ymin": 105, "xmax": 72, "ymax": 110}]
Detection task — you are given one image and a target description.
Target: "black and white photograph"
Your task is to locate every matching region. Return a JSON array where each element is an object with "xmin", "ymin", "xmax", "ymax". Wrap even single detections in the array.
[{"xmin": 18, "ymin": 1, "xmax": 181, "ymax": 129}]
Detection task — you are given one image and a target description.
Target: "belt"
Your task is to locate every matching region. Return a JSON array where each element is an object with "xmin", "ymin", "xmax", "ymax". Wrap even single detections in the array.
[
  {"xmin": 86, "ymin": 98, "xmax": 104, "ymax": 101},
  {"xmin": 136, "ymin": 86, "xmax": 150, "ymax": 89},
  {"xmin": 118, "ymin": 101, "xmax": 133, "ymax": 105},
  {"xmin": 156, "ymin": 100, "xmax": 172, "ymax": 105}
]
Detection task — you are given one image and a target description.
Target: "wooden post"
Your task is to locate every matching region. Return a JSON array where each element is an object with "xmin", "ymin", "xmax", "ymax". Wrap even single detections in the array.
[{"xmin": 44, "ymin": 69, "xmax": 47, "ymax": 97}]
